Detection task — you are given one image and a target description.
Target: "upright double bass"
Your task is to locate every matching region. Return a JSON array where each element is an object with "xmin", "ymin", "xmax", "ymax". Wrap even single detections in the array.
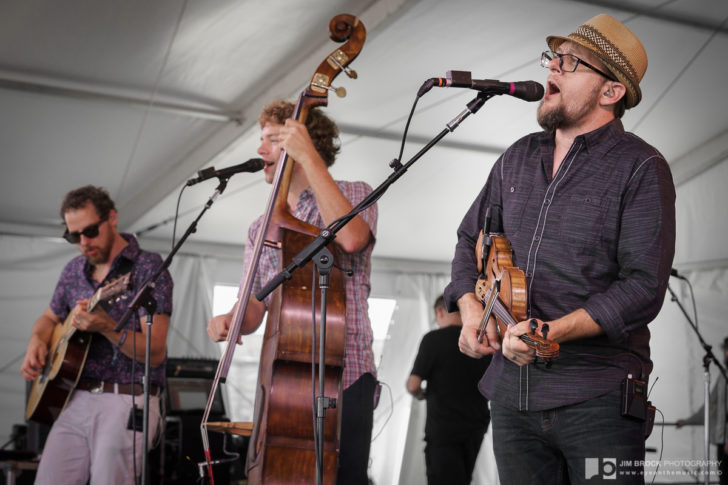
[{"xmin": 201, "ymin": 14, "xmax": 366, "ymax": 485}]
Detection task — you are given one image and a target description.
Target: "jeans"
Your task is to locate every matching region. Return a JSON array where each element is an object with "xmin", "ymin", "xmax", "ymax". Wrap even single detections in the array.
[{"xmin": 490, "ymin": 389, "xmax": 646, "ymax": 485}]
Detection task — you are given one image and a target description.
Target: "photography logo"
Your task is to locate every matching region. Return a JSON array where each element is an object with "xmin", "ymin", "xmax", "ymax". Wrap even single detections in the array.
[{"xmin": 585, "ymin": 457, "xmax": 617, "ymax": 480}]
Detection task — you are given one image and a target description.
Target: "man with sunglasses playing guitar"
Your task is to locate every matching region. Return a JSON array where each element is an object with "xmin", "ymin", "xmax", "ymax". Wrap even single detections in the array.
[{"xmin": 20, "ymin": 185, "xmax": 173, "ymax": 485}]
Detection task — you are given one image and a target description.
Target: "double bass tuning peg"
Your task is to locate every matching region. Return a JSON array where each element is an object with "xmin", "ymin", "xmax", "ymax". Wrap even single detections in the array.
[
  {"xmin": 312, "ymin": 82, "xmax": 347, "ymax": 98},
  {"xmin": 328, "ymin": 52, "xmax": 358, "ymax": 79}
]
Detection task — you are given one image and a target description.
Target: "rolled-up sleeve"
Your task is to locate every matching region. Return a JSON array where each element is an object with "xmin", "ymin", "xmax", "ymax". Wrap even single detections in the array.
[{"xmin": 582, "ymin": 154, "xmax": 676, "ymax": 343}]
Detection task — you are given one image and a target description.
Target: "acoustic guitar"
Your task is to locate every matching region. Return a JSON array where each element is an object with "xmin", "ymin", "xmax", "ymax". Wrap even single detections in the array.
[{"xmin": 25, "ymin": 273, "xmax": 131, "ymax": 424}]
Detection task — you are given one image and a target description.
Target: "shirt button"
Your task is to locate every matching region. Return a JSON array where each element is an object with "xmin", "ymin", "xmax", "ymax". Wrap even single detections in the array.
[
  {"xmin": 510, "ymin": 186, "xmax": 515, "ymax": 193},
  {"xmin": 534, "ymin": 235, "xmax": 540, "ymax": 241},
  {"xmin": 545, "ymin": 199, "xmax": 551, "ymax": 205}
]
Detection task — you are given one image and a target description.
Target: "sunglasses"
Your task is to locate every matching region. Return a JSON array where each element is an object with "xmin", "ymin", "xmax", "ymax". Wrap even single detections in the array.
[{"xmin": 63, "ymin": 216, "xmax": 108, "ymax": 244}]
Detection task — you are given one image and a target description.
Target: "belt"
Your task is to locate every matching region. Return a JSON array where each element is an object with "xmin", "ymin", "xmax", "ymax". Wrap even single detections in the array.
[{"xmin": 76, "ymin": 381, "xmax": 161, "ymax": 397}]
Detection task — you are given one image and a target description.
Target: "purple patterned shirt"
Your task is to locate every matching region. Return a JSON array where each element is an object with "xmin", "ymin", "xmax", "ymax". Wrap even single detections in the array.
[
  {"xmin": 243, "ymin": 181, "xmax": 378, "ymax": 388},
  {"xmin": 49, "ymin": 234, "xmax": 173, "ymax": 387},
  {"xmin": 445, "ymin": 119, "xmax": 675, "ymax": 411}
]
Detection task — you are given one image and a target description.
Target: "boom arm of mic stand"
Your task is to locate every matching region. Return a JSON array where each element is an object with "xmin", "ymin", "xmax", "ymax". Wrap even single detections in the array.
[
  {"xmin": 256, "ymin": 92, "xmax": 492, "ymax": 300},
  {"xmin": 667, "ymin": 284, "xmax": 728, "ymax": 382}
]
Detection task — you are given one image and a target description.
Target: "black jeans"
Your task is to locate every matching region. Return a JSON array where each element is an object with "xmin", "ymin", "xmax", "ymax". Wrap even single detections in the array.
[
  {"xmin": 337, "ymin": 372, "xmax": 376, "ymax": 485},
  {"xmin": 491, "ymin": 389, "xmax": 646, "ymax": 485}
]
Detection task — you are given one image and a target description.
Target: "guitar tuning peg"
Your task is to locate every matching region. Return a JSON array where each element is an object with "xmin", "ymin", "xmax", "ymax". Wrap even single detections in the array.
[{"xmin": 529, "ymin": 319, "xmax": 538, "ymax": 335}]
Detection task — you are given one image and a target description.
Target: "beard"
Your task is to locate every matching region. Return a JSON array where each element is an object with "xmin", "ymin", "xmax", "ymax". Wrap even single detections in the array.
[
  {"xmin": 537, "ymin": 101, "xmax": 565, "ymax": 133},
  {"xmin": 83, "ymin": 244, "xmax": 111, "ymax": 265},
  {"xmin": 81, "ymin": 230, "xmax": 113, "ymax": 265},
  {"xmin": 537, "ymin": 84, "xmax": 603, "ymax": 132}
]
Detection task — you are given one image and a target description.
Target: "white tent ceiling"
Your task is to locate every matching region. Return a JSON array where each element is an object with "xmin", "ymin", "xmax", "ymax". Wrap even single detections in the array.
[{"xmin": 1, "ymin": 0, "xmax": 727, "ymax": 265}]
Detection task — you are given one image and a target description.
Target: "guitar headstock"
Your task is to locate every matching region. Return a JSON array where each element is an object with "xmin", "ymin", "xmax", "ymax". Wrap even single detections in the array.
[{"xmin": 89, "ymin": 273, "xmax": 132, "ymax": 311}]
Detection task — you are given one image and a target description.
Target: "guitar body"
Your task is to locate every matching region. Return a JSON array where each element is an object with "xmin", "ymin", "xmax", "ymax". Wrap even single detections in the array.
[
  {"xmin": 247, "ymin": 229, "xmax": 347, "ymax": 485},
  {"xmin": 25, "ymin": 320, "xmax": 92, "ymax": 424},
  {"xmin": 25, "ymin": 273, "xmax": 130, "ymax": 425}
]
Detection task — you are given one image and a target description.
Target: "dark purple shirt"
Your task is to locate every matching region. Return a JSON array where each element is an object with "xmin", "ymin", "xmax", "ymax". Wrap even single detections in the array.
[
  {"xmin": 444, "ymin": 119, "xmax": 676, "ymax": 411},
  {"xmin": 49, "ymin": 234, "xmax": 173, "ymax": 387}
]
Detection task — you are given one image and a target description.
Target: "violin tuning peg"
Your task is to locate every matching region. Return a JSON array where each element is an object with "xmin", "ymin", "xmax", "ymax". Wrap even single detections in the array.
[
  {"xmin": 529, "ymin": 319, "xmax": 538, "ymax": 335},
  {"xmin": 541, "ymin": 323, "xmax": 549, "ymax": 341}
]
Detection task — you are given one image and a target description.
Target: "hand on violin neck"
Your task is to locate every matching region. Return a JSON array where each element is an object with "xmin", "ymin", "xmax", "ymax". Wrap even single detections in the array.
[
  {"xmin": 503, "ymin": 320, "xmax": 538, "ymax": 366},
  {"xmin": 457, "ymin": 293, "xmax": 499, "ymax": 358}
]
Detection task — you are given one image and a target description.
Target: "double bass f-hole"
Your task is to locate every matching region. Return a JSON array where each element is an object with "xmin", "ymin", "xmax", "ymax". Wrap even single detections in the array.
[{"xmin": 474, "ymin": 231, "xmax": 559, "ymax": 365}]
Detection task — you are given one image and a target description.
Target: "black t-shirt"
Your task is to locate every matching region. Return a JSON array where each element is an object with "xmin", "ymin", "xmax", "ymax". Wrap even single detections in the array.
[{"xmin": 410, "ymin": 325, "xmax": 491, "ymax": 443}]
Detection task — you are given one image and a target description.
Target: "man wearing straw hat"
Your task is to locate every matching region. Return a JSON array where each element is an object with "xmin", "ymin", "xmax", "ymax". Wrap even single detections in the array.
[{"xmin": 446, "ymin": 14, "xmax": 676, "ymax": 483}]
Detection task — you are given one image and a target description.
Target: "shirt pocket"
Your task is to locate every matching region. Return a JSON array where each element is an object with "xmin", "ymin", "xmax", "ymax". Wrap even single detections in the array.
[
  {"xmin": 559, "ymin": 194, "xmax": 611, "ymax": 254},
  {"xmin": 502, "ymin": 184, "xmax": 533, "ymax": 237}
]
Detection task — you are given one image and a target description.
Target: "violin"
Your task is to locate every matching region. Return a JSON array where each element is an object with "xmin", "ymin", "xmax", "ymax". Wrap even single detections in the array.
[{"xmin": 474, "ymin": 231, "xmax": 559, "ymax": 364}]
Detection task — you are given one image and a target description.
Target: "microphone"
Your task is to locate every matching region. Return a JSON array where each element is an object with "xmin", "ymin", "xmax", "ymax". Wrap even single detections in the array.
[
  {"xmin": 670, "ymin": 268, "xmax": 687, "ymax": 280},
  {"xmin": 419, "ymin": 70, "xmax": 544, "ymax": 102},
  {"xmin": 186, "ymin": 158, "xmax": 265, "ymax": 186}
]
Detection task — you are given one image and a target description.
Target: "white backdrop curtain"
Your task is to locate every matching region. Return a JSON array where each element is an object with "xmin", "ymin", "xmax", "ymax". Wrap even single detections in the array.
[{"xmin": 165, "ymin": 254, "xmax": 218, "ymax": 359}]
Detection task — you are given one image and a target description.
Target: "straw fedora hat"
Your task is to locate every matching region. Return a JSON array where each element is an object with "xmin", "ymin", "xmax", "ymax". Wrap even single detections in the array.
[{"xmin": 546, "ymin": 14, "xmax": 647, "ymax": 109}]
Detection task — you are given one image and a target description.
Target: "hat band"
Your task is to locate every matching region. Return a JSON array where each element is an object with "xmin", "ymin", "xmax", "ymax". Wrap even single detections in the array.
[{"xmin": 570, "ymin": 24, "xmax": 637, "ymax": 83}]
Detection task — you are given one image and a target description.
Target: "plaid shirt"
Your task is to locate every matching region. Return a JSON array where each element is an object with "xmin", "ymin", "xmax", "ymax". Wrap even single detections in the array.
[
  {"xmin": 49, "ymin": 234, "xmax": 173, "ymax": 387},
  {"xmin": 243, "ymin": 180, "xmax": 378, "ymax": 389}
]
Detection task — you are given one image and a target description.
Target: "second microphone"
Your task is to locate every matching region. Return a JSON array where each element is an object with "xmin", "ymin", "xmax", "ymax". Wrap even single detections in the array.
[{"xmin": 186, "ymin": 158, "xmax": 265, "ymax": 186}]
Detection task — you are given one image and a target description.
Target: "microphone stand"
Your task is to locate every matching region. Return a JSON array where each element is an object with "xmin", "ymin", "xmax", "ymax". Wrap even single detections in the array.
[
  {"xmin": 256, "ymin": 91, "xmax": 493, "ymax": 484},
  {"xmin": 667, "ymin": 280, "xmax": 728, "ymax": 485},
  {"xmin": 116, "ymin": 177, "xmax": 233, "ymax": 485}
]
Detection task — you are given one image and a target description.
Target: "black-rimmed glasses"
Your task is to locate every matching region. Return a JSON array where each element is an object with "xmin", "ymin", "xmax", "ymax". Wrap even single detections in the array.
[
  {"xmin": 63, "ymin": 216, "xmax": 108, "ymax": 244},
  {"xmin": 540, "ymin": 50, "xmax": 617, "ymax": 82}
]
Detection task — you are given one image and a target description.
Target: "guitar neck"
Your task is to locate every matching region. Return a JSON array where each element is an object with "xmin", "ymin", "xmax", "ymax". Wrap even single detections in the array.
[{"xmin": 60, "ymin": 286, "xmax": 105, "ymax": 337}]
